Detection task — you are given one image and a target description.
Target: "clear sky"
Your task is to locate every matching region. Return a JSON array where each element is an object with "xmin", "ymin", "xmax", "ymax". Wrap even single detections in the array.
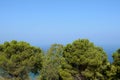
[{"xmin": 0, "ymin": 0, "xmax": 120, "ymax": 47}]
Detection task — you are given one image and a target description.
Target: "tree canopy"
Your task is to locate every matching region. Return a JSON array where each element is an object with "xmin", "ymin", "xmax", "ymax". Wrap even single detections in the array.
[
  {"xmin": 0, "ymin": 40, "xmax": 43, "ymax": 80},
  {"xmin": 112, "ymin": 49, "xmax": 120, "ymax": 79},
  {"xmin": 39, "ymin": 44, "xmax": 64, "ymax": 80},
  {"xmin": 63, "ymin": 39, "xmax": 108, "ymax": 80},
  {"xmin": 0, "ymin": 39, "xmax": 119, "ymax": 80}
]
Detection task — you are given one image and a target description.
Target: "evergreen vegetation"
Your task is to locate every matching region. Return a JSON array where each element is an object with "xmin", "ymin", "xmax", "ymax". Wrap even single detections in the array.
[
  {"xmin": 0, "ymin": 39, "xmax": 119, "ymax": 80},
  {"xmin": 0, "ymin": 40, "xmax": 42, "ymax": 80}
]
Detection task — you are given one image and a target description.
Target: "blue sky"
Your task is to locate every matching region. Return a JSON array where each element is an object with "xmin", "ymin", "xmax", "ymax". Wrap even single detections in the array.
[{"xmin": 0, "ymin": 0, "xmax": 120, "ymax": 47}]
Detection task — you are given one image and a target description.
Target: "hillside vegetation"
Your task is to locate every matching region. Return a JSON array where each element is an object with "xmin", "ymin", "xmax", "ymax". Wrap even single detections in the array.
[{"xmin": 0, "ymin": 39, "xmax": 119, "ymax": 80}]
